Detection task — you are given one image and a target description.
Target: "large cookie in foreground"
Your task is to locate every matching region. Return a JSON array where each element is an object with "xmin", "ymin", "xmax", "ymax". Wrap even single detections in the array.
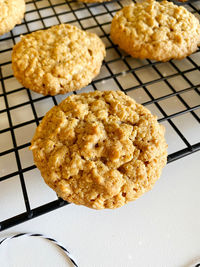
[
  {"xmin": 110, "ymin": 0, "xmax": 200, "ymax": 61},
  {"xmin": 0, "ymin": 0, "xmax": 25, "ymax": 36},
  {"xmin": 30, "ymin": 91, "xmax": 167, "ymax": 209},
  {"xmin": 12, "ymin": 24, "xmax": 106, "ymax": 95}
]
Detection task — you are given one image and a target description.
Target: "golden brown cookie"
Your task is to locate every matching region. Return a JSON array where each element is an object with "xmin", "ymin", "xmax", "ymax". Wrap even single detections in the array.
[
  {"xmin": 30, "ymin": 91, "xmax": 167, "ymax": 209},
  {"xmin": 12, "ymin": 24, "xmax": 106, "ymax": 96},
  {"xmin": 0, "ymin": 0, "xmax": 25, "ymax": 36},
  {"xmin": 110, "ymin": 0, "xmax": 200, "ymax": 61}
]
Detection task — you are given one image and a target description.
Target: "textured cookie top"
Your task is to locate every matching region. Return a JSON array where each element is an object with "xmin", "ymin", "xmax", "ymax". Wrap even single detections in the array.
[
  {"xmin": 30, "ymin": 91, "xmax": 167, "ymax": 209},
  {"xmin": 12, "ymin": 24, "xmax": 106, "ymax": 95},
  {"xmin": 111, "ymin": 0, "xmax": 200, "ymax": 61},
  {"xmin": 0, "ymin": 0, "xmax": 25, "ymax": 36}
]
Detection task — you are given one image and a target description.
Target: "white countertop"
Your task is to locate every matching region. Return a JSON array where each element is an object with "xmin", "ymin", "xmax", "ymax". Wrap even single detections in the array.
[{"xmin": 0, "ymin": 151, "xmax": 200, "ymax": 267}]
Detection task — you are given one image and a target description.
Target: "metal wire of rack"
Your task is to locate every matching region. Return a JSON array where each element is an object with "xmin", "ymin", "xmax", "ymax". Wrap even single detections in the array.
[{"xmin": 0, "ymin": 0, "xmax": 199, "ymax": 232}]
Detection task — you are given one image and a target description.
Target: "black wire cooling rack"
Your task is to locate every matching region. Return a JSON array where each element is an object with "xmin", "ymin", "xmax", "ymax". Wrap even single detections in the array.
[{"xmin": 0, "ymin": 0, "xmax": 200, "ymax": 231}]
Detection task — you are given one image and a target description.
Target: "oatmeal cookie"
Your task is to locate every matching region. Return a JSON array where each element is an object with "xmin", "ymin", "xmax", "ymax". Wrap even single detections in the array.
[
  {"xmin": 30, "ymin": 91, "xmax": 167, "ymax": 209},
  {"xmin": 0, "ymin": 0, "xmax": 25, "ymax": 36},
  {"xmin": 110, "ymin": 0, "xmax": 200, "ymax": 61},
  {"xmin": 12, "ymin": 24, "xmax": 106, "ymax": 95}
]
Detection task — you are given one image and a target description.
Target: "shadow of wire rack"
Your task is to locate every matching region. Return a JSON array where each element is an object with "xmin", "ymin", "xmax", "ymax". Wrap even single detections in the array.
[{"xmin": 0, "ymin": 0, "xmax": 200, "ymax": 232}]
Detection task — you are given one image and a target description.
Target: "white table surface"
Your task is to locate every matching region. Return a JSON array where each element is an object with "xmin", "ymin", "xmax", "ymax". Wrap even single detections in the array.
[{"xmin": 0, "ymin": 151, "xmax": 199, "ymax": 267}]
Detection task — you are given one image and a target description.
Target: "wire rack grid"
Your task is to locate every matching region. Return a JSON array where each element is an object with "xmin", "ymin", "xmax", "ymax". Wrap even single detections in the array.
[{"xmin": 0, "ymin": 0, "xmax": 200, "ymax": 232}]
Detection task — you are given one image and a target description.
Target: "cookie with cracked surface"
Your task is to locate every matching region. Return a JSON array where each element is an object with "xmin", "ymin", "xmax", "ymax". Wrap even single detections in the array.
[
  {"xmin": 12, "ymin": 24, "xmax": 106, "ymax": 96},
  {"xmin": 0, "ymin": 0, "xmax": 25, "ymax": 36},
  {"xmin": 30, "ymin": 90, "xmax": 167, "ymax": 210},
  {"xmin": 110, "ymin": 0, "xmax": 200, "ymax": 61}
]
